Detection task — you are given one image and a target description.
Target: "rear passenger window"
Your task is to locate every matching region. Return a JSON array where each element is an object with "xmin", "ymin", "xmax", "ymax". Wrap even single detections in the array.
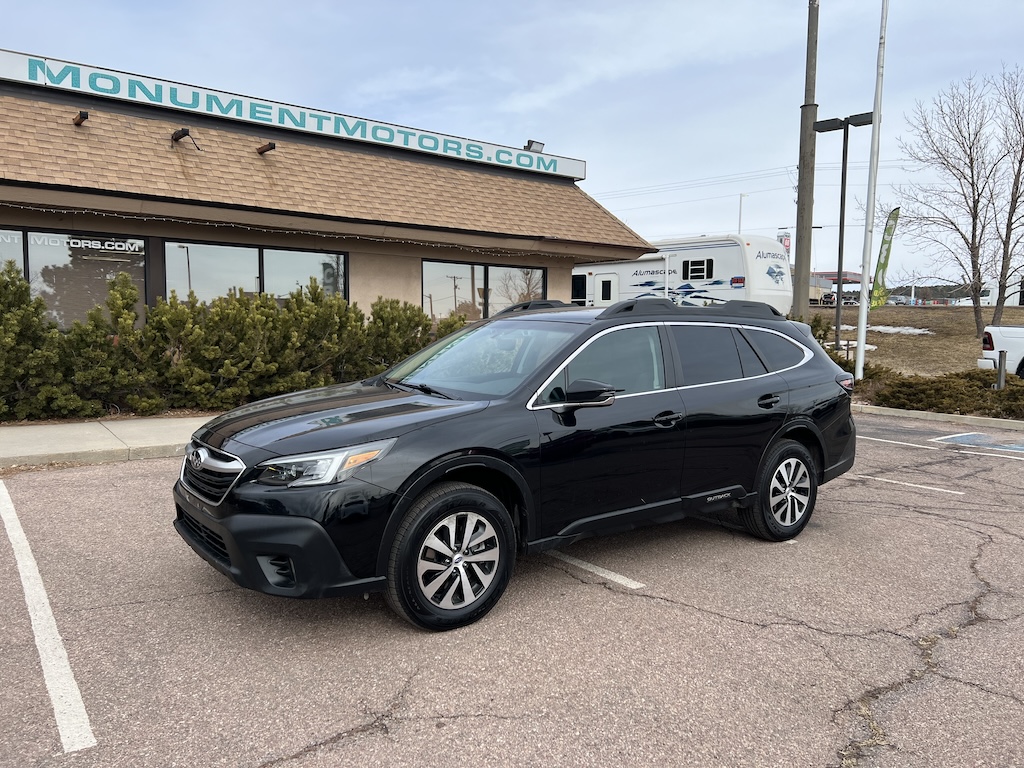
[
  {"xmin": 671, "ymin": 325, "xmax": 743, "ymax": 385},
  {"xmin": 746, "ymin": 330, "xmax": 806, "ymax": 371}
]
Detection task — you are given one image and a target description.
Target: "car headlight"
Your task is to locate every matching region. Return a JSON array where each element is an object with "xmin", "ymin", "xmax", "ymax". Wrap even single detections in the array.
[{"xmin": 254, "ymin": 439, "xmax": 396, "ymax": 487}]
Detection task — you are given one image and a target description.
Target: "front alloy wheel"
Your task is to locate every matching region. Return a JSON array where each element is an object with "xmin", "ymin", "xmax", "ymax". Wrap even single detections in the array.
[
  {"xmin": 386, "ymin": 481, "xmax": 515, "ymax": 631},
  {"xmin": 415, "ymin": 510, "xmax": 501, "ymax": 609}
]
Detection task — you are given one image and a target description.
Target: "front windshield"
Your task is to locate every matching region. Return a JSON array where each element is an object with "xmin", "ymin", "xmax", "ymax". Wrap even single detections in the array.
[{"xmin": 387, "ymin": 319, "xmax": 577, "ymax": 399}]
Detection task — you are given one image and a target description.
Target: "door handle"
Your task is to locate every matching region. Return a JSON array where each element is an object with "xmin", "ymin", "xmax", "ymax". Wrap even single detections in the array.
[
  {"xmin": 653, "ymin": 411, "xmax": 684, "ymax": 427},
  {"xmin": 757, "ymin": 394, "xmax": 781, "ymax": 409}
]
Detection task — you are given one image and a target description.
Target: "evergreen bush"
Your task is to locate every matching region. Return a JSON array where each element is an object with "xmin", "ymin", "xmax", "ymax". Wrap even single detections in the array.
[
  {"xmin": 365, "ymin": 297, "xmax": 433, "ymax": 373},
  {"xmin": 0, "ymin": 260, "xmax": 85, "ymax": 419}
]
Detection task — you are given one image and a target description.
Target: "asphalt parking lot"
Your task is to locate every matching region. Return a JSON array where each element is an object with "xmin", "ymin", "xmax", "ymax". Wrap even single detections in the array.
[{"xmin": 2, "ymin": 410, "xmax": 1023, "ymax": 767}]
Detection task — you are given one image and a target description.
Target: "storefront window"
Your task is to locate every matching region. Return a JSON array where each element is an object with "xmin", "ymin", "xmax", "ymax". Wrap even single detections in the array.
[
  {"xmin": 488, "ymin": 266, "xmax": 545, "ymax": 314},
  {"xmin": 0, "ymin": 230, "xmax": 23, "ymax": 270},
  {"xmin": 27, "ymin": 231, "xmax": 146, "ymax": 327},
  {"xmin": 165, "ymin": 242, "xmax": 258, "ymax": 304},
  {"xmin": 264, "ymin": 249, "xmax": 345, "ymax": 298},
  {"xmin": 422, "ymin": 261, "xmax": 544, "ymax": 320}
]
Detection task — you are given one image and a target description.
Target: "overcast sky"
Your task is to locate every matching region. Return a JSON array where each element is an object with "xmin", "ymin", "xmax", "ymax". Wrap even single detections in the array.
[{"xmin": 3, "ymin": 1, "xmax": 1022, "ymax": 285}]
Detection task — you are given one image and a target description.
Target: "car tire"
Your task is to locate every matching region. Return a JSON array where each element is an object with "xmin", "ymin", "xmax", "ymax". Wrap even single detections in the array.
[
  {"xmin": 385, "ymin": 481, "xmax": 515, "ymax": 631},
  {"xmin": 742, "ymin": 439, "xmax": 817, "ymax": 541}
]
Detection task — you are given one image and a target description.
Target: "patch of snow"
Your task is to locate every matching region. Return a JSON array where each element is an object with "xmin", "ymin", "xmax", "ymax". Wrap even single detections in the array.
[
  {"xmin": 839, "ymin": 324, "xmax": 934, "ymax": 335},
  {"xmin": 869, "ymin": 326, "xmax": 934, "ymax": 335},
  {"xmin": 825, "ymin": 341, "xmax": 878, "ymax": 351}
]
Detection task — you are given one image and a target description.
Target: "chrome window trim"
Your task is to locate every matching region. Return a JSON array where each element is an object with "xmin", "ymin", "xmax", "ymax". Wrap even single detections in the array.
[
  {"xmin": 665, "ymin": 321, "xmax": 813, "ymax": 390},
  {"xmin": 527, "ymin": 322, "xmax": 667, "ymax": 411}
]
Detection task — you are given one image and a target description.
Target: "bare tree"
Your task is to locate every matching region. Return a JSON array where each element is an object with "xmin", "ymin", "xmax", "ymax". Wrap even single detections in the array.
[
  {"xmin": 895, "ymin": 75, "xmax": 1004, "ymax": 335},
  {"xmin": 492, "ymin": 268, "xmax": 543, "ymax": 308},
  {"xmin": 990, "ymin": 65, "xmax": 1024, "ymax": 325}
]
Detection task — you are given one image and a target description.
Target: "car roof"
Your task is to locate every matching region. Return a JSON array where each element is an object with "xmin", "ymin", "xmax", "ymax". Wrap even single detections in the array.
[{"xmin": 493, "ymin": 298, "xmax": 788, "ymax": 326}]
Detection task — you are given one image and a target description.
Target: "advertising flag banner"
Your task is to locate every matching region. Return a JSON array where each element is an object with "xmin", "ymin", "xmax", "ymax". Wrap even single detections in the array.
[{"xmin": 870, "ymin": 207, "xmax": 900, "ymax": 308}]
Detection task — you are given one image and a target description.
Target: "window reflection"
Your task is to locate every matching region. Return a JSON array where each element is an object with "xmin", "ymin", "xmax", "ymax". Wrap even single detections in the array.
[
  {"xmin": 422, "ymin": 261, "xmax": 544, "ymax": 320},
  {"xmin": 422, "ymin": 262, "xmax": 484, "ymax": 321},
  {"xmin": 264, "ymin": 249, "xmax": 345, "ymax": 298},
  {"xmin": 488, "ymin": 266, "xmax": 544, "ymax": 314},
  {"xmin": 0, "ymin": 229, "xmax": 22, "ymax": 269},
  {"xmin": 165, "ymin": 242, "xmax": 258, "ymax": 303},
  {"xmin": 27, "ymin": 231, "xmax": 146, "ymax": 327}
]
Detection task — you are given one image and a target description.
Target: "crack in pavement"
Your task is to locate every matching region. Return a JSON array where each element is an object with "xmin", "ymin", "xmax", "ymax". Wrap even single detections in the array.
[
  {"xmin": 252, "ymin": 670, "xmax": 540, "ymax": 767},
  {"xmin": 829, "ymin": 529, "xmax": 1024, "ymax": 766},
  {"xmin": 546, "ymin": 520, "xmax": 1023, "ymax": 768},
  {"xmin": 255, "ymin": 672, "xmax": 418, "ymax": 767}
]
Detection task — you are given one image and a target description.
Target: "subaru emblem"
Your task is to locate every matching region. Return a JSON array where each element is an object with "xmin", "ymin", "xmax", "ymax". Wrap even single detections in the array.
[{"xmin": 189, "ymin": 447, "xmax": 207, "ymax": 471}]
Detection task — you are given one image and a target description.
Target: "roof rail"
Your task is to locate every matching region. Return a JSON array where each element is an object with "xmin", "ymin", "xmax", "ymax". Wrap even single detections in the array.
[
  {"xmin": 597, "ymin": 298, "xmax": 785, "ymax": 320},
  {"xmin": 495, "ymin": 299, "xmax": 577, "ymax": 315},
  {"xmin": 597, "ymin": 298, "xmax": 679, "ymax": 317}
]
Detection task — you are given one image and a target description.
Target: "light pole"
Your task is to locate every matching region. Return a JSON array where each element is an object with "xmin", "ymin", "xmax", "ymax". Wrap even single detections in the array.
[
  {"xmin": 176, "ymin": 244, "xmax": 192, "ymax": 293},
  {"xmin": 737, "ymin": 193, "xmax": 748, "ymax": 233},
  {"xmin": 813, "ymin": 111, "xmax": 872, "ymax": 349}
]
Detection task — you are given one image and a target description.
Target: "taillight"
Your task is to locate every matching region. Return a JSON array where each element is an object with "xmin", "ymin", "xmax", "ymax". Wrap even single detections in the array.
[
  {"xmin": 836, "ymin": 373, "xmax": 854, "ymax": 394},
  {"xmin": 982, "ymin": 332, "xmax": 994, "ymax": 351}
]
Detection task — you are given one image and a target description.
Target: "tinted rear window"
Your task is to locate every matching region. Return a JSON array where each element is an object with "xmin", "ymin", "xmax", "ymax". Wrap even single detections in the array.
[
  {"xmin": 671, "ymin": 325, "xmax": 743, "ymax": 385},
  {"xmin": 746, "ymin": 329, "xmax": 806, "ymax": 371}
]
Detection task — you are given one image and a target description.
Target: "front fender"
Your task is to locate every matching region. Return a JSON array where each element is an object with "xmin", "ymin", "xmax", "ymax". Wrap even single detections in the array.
[{"xmin": 373, "ymin": 452, "xmax": 535, "ymax": 576}]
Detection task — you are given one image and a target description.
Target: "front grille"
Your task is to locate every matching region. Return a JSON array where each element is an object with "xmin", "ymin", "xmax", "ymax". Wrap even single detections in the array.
[
  {"xmin": 178, "ymin": 507, "xmax": 230, "ymax": 566},
  {"xmin": 180, "ymin": 441, "xmax": 245, "ymax": 505}
]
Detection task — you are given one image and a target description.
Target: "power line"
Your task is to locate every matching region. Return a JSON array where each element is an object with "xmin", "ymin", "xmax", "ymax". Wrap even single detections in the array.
[{"xmin": 589, "ymin": 160, "xmax": 918, "ymax": 200}]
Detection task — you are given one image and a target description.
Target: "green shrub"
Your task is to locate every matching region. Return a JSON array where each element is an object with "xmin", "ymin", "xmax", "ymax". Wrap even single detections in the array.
[
  {"xmin": 61, "ymin": 273, "xmax": 165, "ymax": 416},
  {"xmin": 365, "ymin": 297, "xmax": 433, "ymax": 373},
  {"xmin": 872, "ymin": 369, "xmax": 1024, "ymax": 419},
  {"xmin": 434, "ymin": 311, "xmax": 467, "ymax": 340},
  {"xmin": 143, "ymin": 288, "xmax": 291, "ymax": 410},
  {"xmin": 0, "ymin": 260, "xmax": 87, "ymax": 419},
  {"xmin": 279, "ymin": 280, "xmax": 370, "ymax": 386}
]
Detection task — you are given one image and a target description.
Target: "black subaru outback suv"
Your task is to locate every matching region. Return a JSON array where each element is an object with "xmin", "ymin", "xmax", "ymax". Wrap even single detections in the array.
[{"xmin": 173, "ymin": 298, "xmax": 855, "ymax": 631}]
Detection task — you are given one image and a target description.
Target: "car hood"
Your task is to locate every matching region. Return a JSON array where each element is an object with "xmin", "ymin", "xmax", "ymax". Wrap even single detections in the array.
[{"xmin": 194, "ymin": 381, "xmax": 487, "ymax": 458}]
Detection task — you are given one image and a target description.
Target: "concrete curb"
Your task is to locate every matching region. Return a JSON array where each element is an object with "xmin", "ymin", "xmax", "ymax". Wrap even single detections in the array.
[
  {"xmin": 0, "ymin": 417, "xmax": 210, "ymax": 468},
  {"xmin": 852, "ymin": 403, "xmax": 1024, "ymax": 431}
]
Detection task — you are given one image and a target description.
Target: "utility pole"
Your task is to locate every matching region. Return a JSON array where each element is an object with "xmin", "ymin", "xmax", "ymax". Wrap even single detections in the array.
[
  {"xmin": 793, "ymin": 0, "xmax": 820, "ymax": 320},
  {"xmin": 446, "ymin": 275, "xmax": 461, "ymax": 310}
]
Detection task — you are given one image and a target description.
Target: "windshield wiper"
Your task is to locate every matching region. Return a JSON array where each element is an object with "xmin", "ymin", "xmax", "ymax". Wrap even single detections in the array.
[{"xmin": 389, "ymin": 380, "xmax": 458, "ymax": 400}]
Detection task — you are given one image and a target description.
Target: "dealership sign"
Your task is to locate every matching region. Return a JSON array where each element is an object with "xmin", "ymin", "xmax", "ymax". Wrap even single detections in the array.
[{"xmin": 0, "ymin": 49, "xmax": 586, "ymax": 180}]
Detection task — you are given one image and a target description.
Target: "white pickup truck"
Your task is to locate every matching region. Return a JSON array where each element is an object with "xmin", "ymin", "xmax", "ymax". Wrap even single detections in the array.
[{"xmin": 978, "ymin": 326, "xmax": 1024, "ymax": 377}]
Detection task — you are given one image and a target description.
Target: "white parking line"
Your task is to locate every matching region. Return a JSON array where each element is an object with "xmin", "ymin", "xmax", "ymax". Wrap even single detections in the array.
[
  {"xmin": 851, "ymin": 474, "xmax": 965, "ymax": 495},
  {"xmin": 861, "ymin": 435, "xmax": 1024, "ymax": 461},
  {"xmin": 931, "ymin": 432, "xmax": 979, "ymax": 442},
  {"xmin": 0, "ymin": 482, "xmax": 96, "ymax": 754},
  {"xmin": 548, "ymin": 550, "xmax": 646, "ymax": 590},
  {"xmin": 859, "ymin": 436, "xmax": 939, "ymax": 450}
]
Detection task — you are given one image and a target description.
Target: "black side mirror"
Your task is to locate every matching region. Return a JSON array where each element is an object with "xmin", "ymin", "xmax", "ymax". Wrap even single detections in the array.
[{"xmin": 553, "ymin": 379, "xmax": 616, "ymax": 412}]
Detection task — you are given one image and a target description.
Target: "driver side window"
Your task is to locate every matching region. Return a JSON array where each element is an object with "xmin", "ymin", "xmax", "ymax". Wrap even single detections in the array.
[{"xmin": 539, "ymin": 326, "xmax": 664, "ymax": 403}]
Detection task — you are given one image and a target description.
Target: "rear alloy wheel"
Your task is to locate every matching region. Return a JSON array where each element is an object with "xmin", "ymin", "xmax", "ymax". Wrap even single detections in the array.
[
  {"xmin": 386, "ymin": 481, "xmax": 514, "ymax": 631},
  {"xmin": 742, "ymin": 439, "xmax": 817, "ymax": 541}
]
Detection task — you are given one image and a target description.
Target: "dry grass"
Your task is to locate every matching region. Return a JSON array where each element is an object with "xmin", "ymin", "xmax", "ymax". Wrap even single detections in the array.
[{"xmin": 806, "ymin": 305, "xmax": 1024, "ymax": 377}]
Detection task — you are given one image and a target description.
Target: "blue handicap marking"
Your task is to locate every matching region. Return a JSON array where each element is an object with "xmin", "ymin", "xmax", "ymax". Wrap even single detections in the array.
[{"xmin": 933, "ymin": 432, "xmax": 1024, "ymax": 453}]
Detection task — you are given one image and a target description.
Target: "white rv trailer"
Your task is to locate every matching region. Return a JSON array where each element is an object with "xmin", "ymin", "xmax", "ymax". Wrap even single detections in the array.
[{"xmin": 571, "ymin": 234, "xmax": 793, "ymax": 315}]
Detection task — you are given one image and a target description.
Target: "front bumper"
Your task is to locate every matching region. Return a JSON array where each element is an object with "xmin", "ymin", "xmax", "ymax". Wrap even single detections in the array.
[{"xmin": 172, "ymin": 481, "xmax": 386, "ymax": 598}]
